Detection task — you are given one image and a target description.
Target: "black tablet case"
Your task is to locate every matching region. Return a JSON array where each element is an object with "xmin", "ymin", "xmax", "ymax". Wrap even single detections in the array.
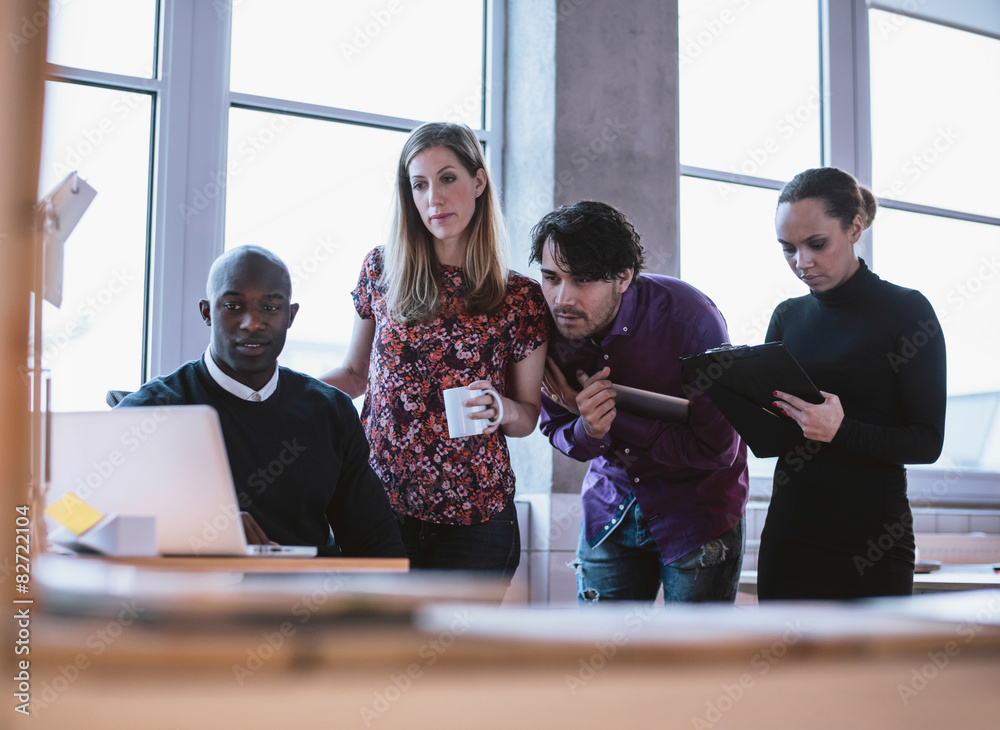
[{"xmin": 679, "ymin": 342, "xmax": 823, "ymax": 458}]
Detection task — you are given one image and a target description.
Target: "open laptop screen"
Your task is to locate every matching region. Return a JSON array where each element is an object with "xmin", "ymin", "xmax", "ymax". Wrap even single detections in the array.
[{"xmin": 46, "ymin": 405, "xmax": 302, "ymax": 556}]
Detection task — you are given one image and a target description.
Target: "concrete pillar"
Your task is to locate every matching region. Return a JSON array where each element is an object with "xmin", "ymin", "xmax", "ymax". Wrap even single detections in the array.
[{"xmin": 505, "ymin": 0, "xmax": 680, "ymax": 498}]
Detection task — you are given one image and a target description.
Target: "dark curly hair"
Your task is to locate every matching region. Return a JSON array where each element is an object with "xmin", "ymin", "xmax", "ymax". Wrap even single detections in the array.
[
  {"xmin": 529, "ymin": 201, "xmax": 645, "ymax": 285},
  {"xmin": 777, "ymin": 167, "xmax": 877, "ymax": 232}
]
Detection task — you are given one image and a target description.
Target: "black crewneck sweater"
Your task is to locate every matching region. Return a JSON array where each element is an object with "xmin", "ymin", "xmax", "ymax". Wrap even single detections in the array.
[{"xmin": 119, "ymin": 358, "xmax": 404, "ymax": 556}]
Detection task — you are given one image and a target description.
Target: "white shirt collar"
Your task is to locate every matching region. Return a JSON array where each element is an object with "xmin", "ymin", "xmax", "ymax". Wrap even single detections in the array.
[{"xmin": 203, "ymin": 350, "xmax": 279, "ymax": 402}]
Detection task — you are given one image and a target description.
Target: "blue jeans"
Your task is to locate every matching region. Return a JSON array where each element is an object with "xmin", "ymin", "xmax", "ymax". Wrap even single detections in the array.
[
  {"xmin": 397, "ymin": 501, "xmax": 520, "ymax": 585},
  {"xmin": 574, "ymin": 501, "xmax": 744, "ymax": 604}
]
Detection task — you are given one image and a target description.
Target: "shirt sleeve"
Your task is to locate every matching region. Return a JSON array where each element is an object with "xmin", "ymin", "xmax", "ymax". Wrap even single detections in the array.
[
  {"xmin": 540, "ymin": 395, "xmax": 613, "ymax": 462},
  {"xmin": 830, "ymin": 291, "xmax": 946, "ymax": 464},
  {"xmin": 324, "ymin": 393, "xmax": 406, "ymax": 558},
  {"xmin": 605, "ymin": 309, "xmax": 742, "ymax": 471},
  {"xmin": 352, "ymin": 247, "xmax": 381, "ymax": 320},
  {"xmin": 510, "ymin": 277, "xmax": 550, "ymax": 363}
]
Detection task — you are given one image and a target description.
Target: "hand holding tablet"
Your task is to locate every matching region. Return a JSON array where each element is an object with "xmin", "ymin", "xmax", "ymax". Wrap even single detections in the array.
[{"xmin": 611, "ymin": 383, "xmax": 690, "ymax": 422}]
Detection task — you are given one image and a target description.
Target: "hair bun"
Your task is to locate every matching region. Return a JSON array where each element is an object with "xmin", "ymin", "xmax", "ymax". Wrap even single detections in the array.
[{"xmin": 858, "ymin": 186, "xmax": 877, "ymax": 229}]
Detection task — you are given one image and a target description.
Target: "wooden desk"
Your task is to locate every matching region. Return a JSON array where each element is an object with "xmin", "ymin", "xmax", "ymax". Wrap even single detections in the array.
[
  {"xmin": 31, "ymin": 553, "xmax": 509, "ymax": 622},
  {"xmin": 13, "ymin": 583, "xmax": 1000, "ymax": 730},
  {"xmin": 85, "ymin": 555, "xmax": 410, "ymax": 573},
  {"xmin": 911, "ymin": 564, "xmax": 1000, "ymax": 593},
  {"xmin": 739, "ymin": 566, "xmax": 1000, "ymax": 596}
]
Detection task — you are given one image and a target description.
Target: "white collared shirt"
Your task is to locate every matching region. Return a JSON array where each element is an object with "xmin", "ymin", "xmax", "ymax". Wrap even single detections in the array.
[{"xmin": 203, "ymin": 349, "xmax": 279, "ymax": 402}]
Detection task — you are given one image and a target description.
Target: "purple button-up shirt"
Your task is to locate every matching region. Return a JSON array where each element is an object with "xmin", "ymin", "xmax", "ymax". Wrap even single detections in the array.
[{"xmin": 540, "ymin": 274, "xmax": 748, "ymax": 564}]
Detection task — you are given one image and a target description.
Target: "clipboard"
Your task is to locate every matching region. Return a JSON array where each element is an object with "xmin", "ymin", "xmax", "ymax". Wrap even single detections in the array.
[{"xmin": 679, "ymin": 342, "xmax": 823, "ymax": 458}]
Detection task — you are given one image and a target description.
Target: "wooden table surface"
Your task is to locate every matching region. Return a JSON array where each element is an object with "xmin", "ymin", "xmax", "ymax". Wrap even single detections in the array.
[
  {"xmin": 85, "ymin": 554, "xmax": 410, "ymax": 573},
  {"xmin": 739, "ymin": 565, "xmax": 1000, "ymax": 596},
  {"xmin": 10, "ymin": 559, "xmax": 1000, "ymax": 730}
]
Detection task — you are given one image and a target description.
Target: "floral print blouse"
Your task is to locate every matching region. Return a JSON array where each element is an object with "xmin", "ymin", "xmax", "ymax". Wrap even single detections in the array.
[{"xmin": 352, "ymin": 247, "xmax": 549, "ymax": 525}]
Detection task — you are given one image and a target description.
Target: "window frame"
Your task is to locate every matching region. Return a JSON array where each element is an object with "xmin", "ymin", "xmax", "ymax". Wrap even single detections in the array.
[
  {"xmin": 150, "ymin": 0, "xmax": 504, "ymax": 378},
  {"xmin": 44, "ymin": 0, "xmax": 504, "ymax": 384},
  {"xmin": 679, "ymin": 0, "xmax": 1000, "ymax": 506}
]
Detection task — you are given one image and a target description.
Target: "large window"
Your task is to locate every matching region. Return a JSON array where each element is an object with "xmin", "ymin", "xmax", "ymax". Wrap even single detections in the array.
[
  {"xmin": 679, "ymin": 0, "xmax": 1000, "ymax": 487},
  {"xmin": 223, "ymin": 111, "xmax": 408, "ymax": 374},
  {"xmin": 869, "ymin": 8, "xmax": 1000, "ymax": 473},
  {"xmin": 678, "ymin": 0, "xmax": 822, "ymax": 352},
  {"xmin": 38, "ymin": 0, "xmax": 159, "ymax": 410},
  {"xmin": 224, "ymin": 0, "xmax": 490, "ymax": 375},
  {"xmin": 679, "ymin": 0, "xmax": 822, "ymax": 481},
  {"xmin": 40, "ymin": 0, "xmax": 500, "ymax": 408}
]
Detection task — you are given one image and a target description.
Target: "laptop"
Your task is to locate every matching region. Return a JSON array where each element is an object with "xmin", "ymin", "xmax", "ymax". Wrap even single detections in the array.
[{"xmin": 45, "ymin": 405, "xmax": 316, "ymax": 557}]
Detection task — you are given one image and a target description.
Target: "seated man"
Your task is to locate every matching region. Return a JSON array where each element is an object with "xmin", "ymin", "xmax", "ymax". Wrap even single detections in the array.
[{"xmin": 118, "ymin": 245, "xmax": 405, "ymax": 557}]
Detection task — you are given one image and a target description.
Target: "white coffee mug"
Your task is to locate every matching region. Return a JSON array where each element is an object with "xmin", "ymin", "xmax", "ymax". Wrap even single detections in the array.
[{"xmin": 443, "ymin": 385, "xmax": 504, "ymax": 439}]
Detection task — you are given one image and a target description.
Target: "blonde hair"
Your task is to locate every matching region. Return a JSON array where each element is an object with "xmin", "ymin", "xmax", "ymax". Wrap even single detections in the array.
[{"xmin": 383, "ymin": 122, "xmax": 508, "ymax": 323}]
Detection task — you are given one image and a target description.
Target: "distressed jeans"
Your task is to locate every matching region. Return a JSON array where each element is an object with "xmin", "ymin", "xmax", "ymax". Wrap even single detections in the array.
[{"xmin": 573, "ymin": 501, "xmax": 745, "ymax": 604}]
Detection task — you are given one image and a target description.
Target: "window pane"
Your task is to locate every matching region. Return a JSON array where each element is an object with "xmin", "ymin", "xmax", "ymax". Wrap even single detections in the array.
[
  {"xmin": 680, "ymin": 178, "xmax": 801, "ymax": 346},
  {"xmin": 679, "ymin": 0, "xmax": 820, "ymax": 181},
  {"xmin": 231, "ymin": 0, "xmax": 485, "ymax": 127},
  {"xmin": 874, "ymin": 210, "xmax": 1000, "ymax": 471},
  {"xmin": 46, "ymin": 0, "xmax": 158, "ymax": 78},
  {"xmin": 224, "ymin": 109, "xmax": 408, "ymax": 376},
  {"xmin": 37, "ymin": 82, "xmax": 152, "ymax": 411},
  {"xmin": 680, "ymin": 176, "xmax": 798, "ymax": 477},
  {"xmin": 870, "ymin": 10, "xmax": 1000, "ymax": 218}
]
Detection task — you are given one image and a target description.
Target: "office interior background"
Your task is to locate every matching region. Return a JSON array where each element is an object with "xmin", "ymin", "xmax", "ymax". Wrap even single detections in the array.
[{"xmin": 26, "ymin": 0, "xmax": 1000, "ymax": 596}]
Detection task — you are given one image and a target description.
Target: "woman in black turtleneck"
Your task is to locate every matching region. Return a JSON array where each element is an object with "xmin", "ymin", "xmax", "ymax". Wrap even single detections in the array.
[{"xmin": 757, "ymin": 167, "xmax": 946, "ymax": 600}]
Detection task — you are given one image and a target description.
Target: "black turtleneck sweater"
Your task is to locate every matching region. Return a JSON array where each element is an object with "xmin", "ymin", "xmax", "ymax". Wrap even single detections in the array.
[{"xmin": 758, "ymin": 260, "xmax": 946, "ymax": 599}]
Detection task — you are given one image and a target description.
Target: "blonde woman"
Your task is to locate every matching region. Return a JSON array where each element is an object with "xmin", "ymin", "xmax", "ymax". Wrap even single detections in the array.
[{"xmin": 323, "ymin": 122, "xmax": 548, "ymax": 581}]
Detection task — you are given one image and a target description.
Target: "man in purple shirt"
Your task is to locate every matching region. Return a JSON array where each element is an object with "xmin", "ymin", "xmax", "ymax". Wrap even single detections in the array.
[{"xmin": 531, "ymin": 201, "xmax": 748, "ymax": 603}]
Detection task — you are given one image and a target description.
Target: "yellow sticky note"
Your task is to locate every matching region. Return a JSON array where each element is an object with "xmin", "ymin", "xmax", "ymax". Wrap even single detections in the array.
[{"xmin": 45, "ymin": 493, "xmax": 105, "ymax": 536}]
